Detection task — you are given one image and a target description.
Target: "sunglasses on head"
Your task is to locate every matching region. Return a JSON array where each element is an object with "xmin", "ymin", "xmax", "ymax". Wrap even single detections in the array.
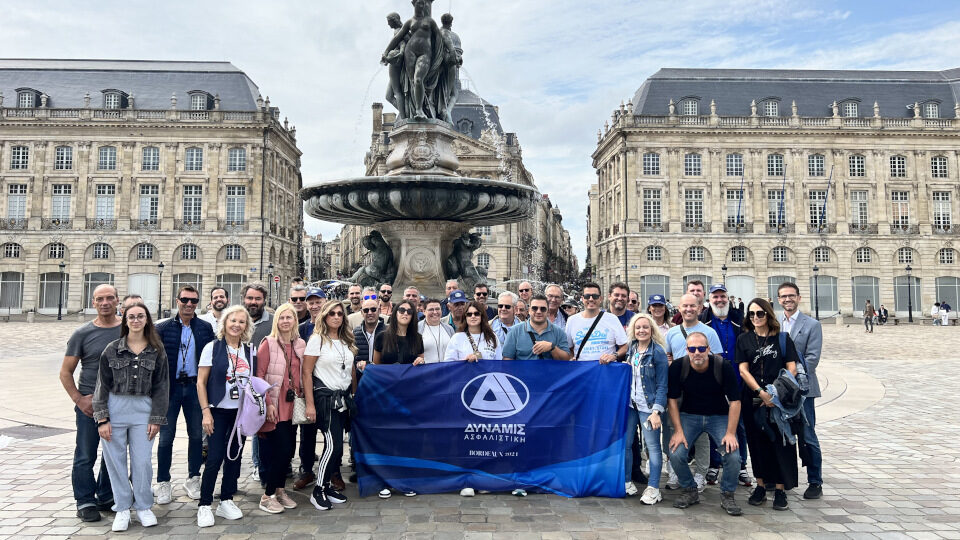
[
  {"xmin": 362, "ymin": 307, "xmax": 378, "ymax": 314},
  {"xmin": 362, "ymin": 294, "xmax": 377, "ymax": 300},
  {"xmin": 529, "ymin": 306, "xmax": 547, "ymax": 312},
  {"xmin": 396, "ymin": 307, "xmax": 413, "ymax": 315},
  {"xmin": 466, "ymin": 311, "xmax": 482, "ymax": 317},
  {"xmin": 178, "ymin": 297, "xmax": 199, "ymax": 304},
  {"xmin": 687, "ymin": 346, "xmax": 708, "ymax": 353},
  {"xmin": 290, "ymin": 296, "xmax": 306, "ymax": 302},
  {"xmin": 748, "ymin": 310, "xmax": 767, "ymax": 319},
  {"xmin": 582, "ymin": 293, "xmax": 600, "ymax": 300}
]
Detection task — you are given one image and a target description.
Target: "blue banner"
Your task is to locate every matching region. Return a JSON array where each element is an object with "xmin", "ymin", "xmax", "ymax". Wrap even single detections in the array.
[{"xmin": 352, "ymin": 360, "xmax": 630, "ymax": 498}]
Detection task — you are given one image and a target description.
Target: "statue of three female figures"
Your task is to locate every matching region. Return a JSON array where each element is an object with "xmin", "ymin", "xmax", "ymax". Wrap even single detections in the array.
[{"xmin": 382, "ymin": 0, "xmax": 462, "ymax": 123}]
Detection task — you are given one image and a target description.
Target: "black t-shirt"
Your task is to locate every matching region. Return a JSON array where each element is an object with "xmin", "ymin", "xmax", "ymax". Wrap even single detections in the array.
[
  {"xmin": 373, "ymin": 332, "xmax": 422, "ymax": 365},
  {"xmin": 667, "ymin": 357, "xmax": 740, "ymax": 416},
  {"xmin": 734, "ymin": 331, "xmax": 798, "ymax": 388}
]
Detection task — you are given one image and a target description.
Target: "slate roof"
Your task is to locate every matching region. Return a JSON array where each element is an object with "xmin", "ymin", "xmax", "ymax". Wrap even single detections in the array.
[
  {"xmin": 0, "ymin": 59, "xmax": 261, "ymax": 110},
  {"xmin": 451, "ymin": 85, "xmax": 503, "ymax": 140},
  {"xmin": 632, "ymin": 67, "xmax": 960, "ymax": 118}
]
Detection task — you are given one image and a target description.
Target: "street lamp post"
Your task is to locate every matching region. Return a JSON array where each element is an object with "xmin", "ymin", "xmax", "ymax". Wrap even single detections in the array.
[
  {"xmin": 812, "ymin": 265, "xmax": 820, "ymax": 321},
  {"xmin": 57, "ymin": 261, "xmax": 66, "ymax": 321},
  {"xmin": 906, "ymin": 264, "xmax": 913, "ymax": 323},
  {"xmin": 267, "ymin": 263, "xmax": 275, "ymax": 307},
  {"xmin": 157, "ymin": 262, "xmax": 165, "ymax": 320},
  {"xmin": 721, "ymin": 263, "xmax": 727, "ymax": 284}
]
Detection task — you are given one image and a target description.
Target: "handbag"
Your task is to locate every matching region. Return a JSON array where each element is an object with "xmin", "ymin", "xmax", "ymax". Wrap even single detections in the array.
[{"xmin": 292, "ymin": 395, "xmax": 309, "ymax": 425}]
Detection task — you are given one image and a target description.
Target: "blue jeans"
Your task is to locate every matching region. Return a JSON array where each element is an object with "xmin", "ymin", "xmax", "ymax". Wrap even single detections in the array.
[
  {"xmin": 709, "ymin": 418, "xmax": 748, "ymax": 469},
  {"xmin": 157, "ymin": 380, "xmax": 203, "ymax": 483},
  {"xmin": 625, "ymin": 408, "xmax": 663, "ymax": 488},
  {"xmin": 669, "ymin": 413, "xmax": 740, "ymax": 494},
  {"xmin": 802, "ymin": 397, "xmax": 822, "ymax": 485},
  {"xmin": 72, "ymin": 406, "xmax": 113, "ymax": 509}
]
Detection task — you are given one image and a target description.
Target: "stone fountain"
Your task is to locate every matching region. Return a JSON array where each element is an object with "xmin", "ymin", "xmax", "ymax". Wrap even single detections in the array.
[{"xmin": 300, "ymin": 2, "xmax": 539, "ymax": 297}]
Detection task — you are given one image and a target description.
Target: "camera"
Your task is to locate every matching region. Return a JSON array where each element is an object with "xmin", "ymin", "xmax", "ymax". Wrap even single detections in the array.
[
  {"xmin": 229, "ymin": 386, "xmax": 239, "ymax": 400},
  {"xmin": 285, "ymin": 388, "xmax": 296, "ymax": 402}
]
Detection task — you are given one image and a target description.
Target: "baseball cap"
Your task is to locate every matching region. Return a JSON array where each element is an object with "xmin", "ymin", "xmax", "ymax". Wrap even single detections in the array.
[
  {"xmin": 448, "ymin": 290, "xmax": 468, "ymax": 304},
  {"xmin": 648, "ymin": 294, "xmax": 666, "ymax": 306},
  {"xmin": 708, "ymin": 284, "xmax": 727, "ymax": 294},
  {"xmin": 306, "ymin": 287, "xmax": 326, "ymax": 299}
]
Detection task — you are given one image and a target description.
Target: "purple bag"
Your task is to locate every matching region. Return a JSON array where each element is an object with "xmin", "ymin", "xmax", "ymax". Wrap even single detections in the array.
[{"xmin": 227, "ymin": 375, "xmax": 275, "ymax": 461}]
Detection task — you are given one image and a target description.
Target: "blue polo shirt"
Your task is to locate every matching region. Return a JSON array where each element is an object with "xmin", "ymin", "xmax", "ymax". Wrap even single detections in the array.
[
  {"xmin": 664, "ymin": 322, "xmax": 723, "ymax": 360},
  {"xmin": 502, "ymin": 320, "xmax": 569, "ymax": 360}
]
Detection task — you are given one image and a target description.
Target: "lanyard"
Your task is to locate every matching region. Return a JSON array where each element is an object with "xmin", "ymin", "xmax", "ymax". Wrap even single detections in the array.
[{"xmin": 179, "ymin": 327, "xmax": 194, "ymax": 376}]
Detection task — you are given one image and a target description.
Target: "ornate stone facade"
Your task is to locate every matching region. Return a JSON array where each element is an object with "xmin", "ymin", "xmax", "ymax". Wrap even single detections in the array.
[
  {"xmin": 590, "ymin": 67, "xmax": 960, "ymax": 317},
  {"xmin": 0, "ymin": 60, "xmax": 302, "ymax": 315},
  {"xmin": 335, "ymin": 88, "xmax": 576, "ymax": 289}
]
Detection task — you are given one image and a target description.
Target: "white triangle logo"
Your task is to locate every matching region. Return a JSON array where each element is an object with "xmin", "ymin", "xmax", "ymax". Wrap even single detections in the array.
[{"xmin": 461, "ymin": 373, "xmax": 530, "ymax": 418}]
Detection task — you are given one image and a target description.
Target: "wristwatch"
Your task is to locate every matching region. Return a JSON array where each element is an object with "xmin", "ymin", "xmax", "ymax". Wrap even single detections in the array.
[
  {"xmin": 549, "ymin": 344, "xmax": 556, "ymax": 353},
  {"xmin": 754, "ymin": 387, "xmax": 763, "ymax": 397}
]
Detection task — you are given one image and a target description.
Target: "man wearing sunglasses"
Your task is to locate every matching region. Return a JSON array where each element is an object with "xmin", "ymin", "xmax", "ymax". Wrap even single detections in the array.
[
  {"xmin": 517, "ymin": 281, "xmax": 534, "ymax": 305},
  {"xmin": 502, "ymin": 294, "xmax": 571, "ymax": 360},
  {"xmin": 290, "ymin": 285, "xmax": 312, "ymax": 324},
  {"xmin": 490, "ymin": 291, "xmax": 520, "ymax": 344},
  {"xmin": 474, "ymin": 283, "xmax": 497, "ymax": 320},
  {"xmin": 347, "ymin": 287, "xmax": 382, "ymax": 330},
  {"xmin": 564, "ymin": 282, "xmax": 628, "ymax": 362},
  {"xmin": 378, "ymin": 284, "xmax": 395, "ymax": 317},
  {"xmin": 154, "ymin": 285, "xmax": 215, "ymax": 504},
  {"xmin": 666, "ymin": 332, "xmax": 743, "ymax": 516}
]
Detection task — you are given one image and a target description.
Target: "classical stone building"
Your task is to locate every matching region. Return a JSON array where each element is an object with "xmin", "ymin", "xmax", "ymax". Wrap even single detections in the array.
[
  {"xmin": 335, "ymin": 85, "xmax": 577, "ymax": 289},
  {"xmin": 0, "ymin": 59, "xmax": 302, "ymax": 315},
  {"xmin": 302, "ymin": 232, "xmax": 326, "ymax": 282},
  {"xmin": 590, "ymin": 67, "xmax": 960, "ymax": 318}
]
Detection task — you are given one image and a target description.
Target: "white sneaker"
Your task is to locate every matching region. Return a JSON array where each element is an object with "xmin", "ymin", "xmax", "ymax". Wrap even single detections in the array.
[
  {"xmin": 112, "ymin": 509, "xmax": 130, "ymax": 532},
  {"xmin": 155, "ymin": 481, "xmax": 172, "ymax": 504},
  {"xmin": 640, "ymin": 486, "xmax": 662, "ymax": 505},
  {"xmin": 249, "ymin": 470, "xmax": 261, "ymax": 482},
  {"xmin": 625, "ymin": 482, "xmax": 638, "ymax": 496},
  {"xmin": 460, "ymin": 487, "xmax": 475, "ymax": 497},
  {"xmin": 215, "ymin": 499, "xmax": 243, "ymax": 520},
  {"xmin": 378, "ymin": 488, "xmax": 392, "ymax": 499},
  {"xmin": 137, "ymin": 508, "xmax": 158, "ymax": 527},
  {"xmin": 666, "ymin": 470, "xmax": 680, "ymax": 490},
  {"xmin": 694, "ymin": 473, "xmax": 706, "ymax": 493},
  {"xmin": 183, "ymin": 476, "xmax": 201, "ymax": 500},
  {"xmin": 197, "ymin": 505, "xmax": 215, "ymax": 528}
]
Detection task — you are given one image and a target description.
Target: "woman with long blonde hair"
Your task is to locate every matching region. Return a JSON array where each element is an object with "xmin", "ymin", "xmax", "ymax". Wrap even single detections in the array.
[
  {"xmin": 301, "ymin": 301, "xmax": 358, "ymax": 511},
  {"xmin": 254, "ymin": 303, "xmax": 304, "ymax": 514},
  {"xmin": 621, "ymin": 312, "xmax": 669, "ymax": 505}
]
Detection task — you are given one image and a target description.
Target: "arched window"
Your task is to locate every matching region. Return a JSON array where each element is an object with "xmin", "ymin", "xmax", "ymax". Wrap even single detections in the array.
[
  {"xmin": 772, "ymin": 246, "xmax": 788, "ymax": 263},
  {"xmin": 688, "ymin": 246, "xmax": 704, "ymax": 262},
  {"xmin": 813, "ymin": 246, "xmax": 830, "ymax": 263},
  {"xmin": 646, "ymin": 246, "xmax": 662, "ymax": 262},
  {"xmin": 841, "ymin": 101, "xmax": 858, "ymax": 117},
  {"xmin": 48, "ymin": 243, "xmax": 66, "ymax": 259},
  {"xmin": 92, "ymin": 243, "xmax": 110, "ymax": 260},
  {"xmin": 730, "ymin": 246, "xmax": 747, "ymax": 263},
  {"xmin": 225, "ymin": 244, "xmax": 242, "ymax": 261},
  {"xmin": 181, "ymin": 244, "xmax": 198, "ymax": 260},
  {"xmin": 136, "ymin": 243, "xmax": 154, "ymax": 260},
  {"xmin": 939, "ymin": 248, "xmax": 955, "ymax": 264},
  {"xmin": 762, "ymin": 100, "xmax": 779, "ymax": 117},
  {"xmin": 924, "ymin": 102, "xmax": 940, "ymax": 119},
  {"xmin": 2, "ymin": 243, "xmax": 21, "ymax": 258},
  {"xmin": 680, "ymin": 99, "xmax": 698, "ymax": 116},
  {"xmin": 855, "ymin": 247, "xmax": 872, "ymax": 264},
  {"xmin": 476, "ymin": 253, "xmax": 490, "ymax": 268},
  {"xmin": 897, "ymin": 247, "xmax": 913, "ymax": 265}
]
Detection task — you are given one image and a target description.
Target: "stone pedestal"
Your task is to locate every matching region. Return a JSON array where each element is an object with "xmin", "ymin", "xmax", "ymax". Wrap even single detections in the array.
[
  {"xmin": 378, "ymin": 220, "xmax": 471, "ymax": 298},
  {"xmin": 384, "ymin": 120, "xmax": 461, "ymax": 177}
]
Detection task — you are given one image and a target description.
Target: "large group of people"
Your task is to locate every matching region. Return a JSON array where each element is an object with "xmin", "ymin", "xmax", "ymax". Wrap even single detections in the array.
[{"xmin": 61, "ymin": 274, "xmax": 823, "ymax": 531}]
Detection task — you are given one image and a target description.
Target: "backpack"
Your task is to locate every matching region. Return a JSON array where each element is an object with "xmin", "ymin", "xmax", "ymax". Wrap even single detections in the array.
[{"xmin": 677, "ymin": 354, "xmax": 730, "ymax": 408}]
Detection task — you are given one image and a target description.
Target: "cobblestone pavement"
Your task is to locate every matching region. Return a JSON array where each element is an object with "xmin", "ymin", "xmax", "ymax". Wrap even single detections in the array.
[{"xmin": 0, "ymin": 319, "xmax": 958, "ymax": 539}]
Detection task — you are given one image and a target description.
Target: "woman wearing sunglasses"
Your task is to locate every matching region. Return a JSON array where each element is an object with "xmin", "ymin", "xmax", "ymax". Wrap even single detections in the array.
[
  {"xmin": 443, "ymin": 301, "xmax": 502, "ymax": 363},
  {"xmin": 93, "ymin": 303, "xmax": 169, "ymax": 531},
  {"xmin": 302, "ymin": 301, "xmax": 358, "ymax": 512},
  {"xmin": 736, "ymin": 298, "xmax": 799, "ymax": 511},
  {"xmin": 373, "ymin": 301, "xmax": 425, "ymax": 366}
]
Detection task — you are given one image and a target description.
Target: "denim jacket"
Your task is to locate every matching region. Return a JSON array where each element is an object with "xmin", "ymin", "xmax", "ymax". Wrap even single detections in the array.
[
  {"xmin": 92, "ymin": 337, "xmax": 170, "ymax": 425},
  {"xmin": 624, "ymin": 341, "xmax": 669, "ymax": 413}
]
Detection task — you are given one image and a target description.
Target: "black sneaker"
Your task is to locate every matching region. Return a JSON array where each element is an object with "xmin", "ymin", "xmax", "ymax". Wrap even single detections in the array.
[
  {"xmin": 672, "ymin": 487, "xmax": 700, "ymax": 509},
  {"xmin": 325, "ymin": 485, "xmax": 348, "ymax": 504},
  {"xmin": 348, "ymin": 472, "xmax": 358, "ymax": 483},
  {"xmin": 95, "ymin": 500, "xmax": 114, "ymax": 512},
  {"xmin": 721, "ymin": 491, "xmax": 743, "ymax": 516},
  {"xmin": 748, "ymin": 485, "xmax": 767, "ymax": 506},
  {"xmin": 309, "ymin": 486, "xmax": 331, "ymax": 511},
  {"xmin": 76, "ymin": 507, "xmax": 101, "ymax": 522},
  {"xmin": 803, "ymin": 484, "xmax": 822, "ymax": 499},
  {"xmin": 705, "ymin": 468, "xmax": 719, "ymax": 485},
  {"xmin": 773, "ymin": 489, "xmax": 788, "ymax": 511}
]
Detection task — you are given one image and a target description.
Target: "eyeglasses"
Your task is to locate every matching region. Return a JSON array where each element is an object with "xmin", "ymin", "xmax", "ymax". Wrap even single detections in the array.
[
  {"xmin": 178, "ymin": 297, "xmax": 200, "ymax": 304},
  {"xmin": 396, "ymin": 307, "xmax": 413, "ymax": 315},
  {"xmin": 519, "ymin": 288, "xmax": 531, "ymax": 293},
  {"xmin": 466, "ymin": 312, "xmax": 482, "ymax": 318},
  {"xmin": 475, "ymin": 292, "xmax": 488, "ymax": 297},
  {"xmin": 290, "ymin": 297, "xmax": 306, "ymax": 302},
  {"xmin": 498, "ymin": 304, "xmax": 514, "ymax": 309},
  {"xmin": 126, "ymin": 314, "xmax": 146, "ymax": 321},
  {"xmin": 529, "ymin": 306, "xmax": 548, "ymax": 312},
  {"xmin": 362, "ymin": 307, "xmax": 378, "ymax": 314},
  {"xmin": 582, "ymin": 293, "xmax": 600, "ymax": 300},
  {"xmin": 686, "ymin": 346, "xmax": 708, "ymax": 353},
  {"xmin": 778, "ymin": 294, "xmax": 798, "ymax": 299},
  {"xmin": 363, "ymin": 294, "xmax": 378, "ymax": 300},
  {"xmin": 327, "ymin": 311, "xmax": 345, "ymax": 318},
  {"xmin": 748, "ymin": 311, "xmax": 767, "ymax": 319}
]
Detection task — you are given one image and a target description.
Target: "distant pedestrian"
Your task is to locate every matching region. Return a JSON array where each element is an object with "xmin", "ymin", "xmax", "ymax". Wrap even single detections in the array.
[
  {"xmin": 941, "ymin": 300, "xmax": 951, "ymax": 326},
  {"xmin": 863, "ymin": 300, "xmax": 875, "ymax": 333},
  {"xmin": 932, "ymin": 302, "xmax": 942, "ymax": 326}
]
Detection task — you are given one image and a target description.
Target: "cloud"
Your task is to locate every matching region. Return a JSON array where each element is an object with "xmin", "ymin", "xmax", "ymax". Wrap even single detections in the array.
[{"xmin": 3, "ymin": 0, "xmax": 959, "ymax": 270}]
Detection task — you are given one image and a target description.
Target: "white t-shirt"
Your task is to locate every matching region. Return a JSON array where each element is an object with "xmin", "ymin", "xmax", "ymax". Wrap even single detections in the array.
[
  {"xmin": 199, "ymin": 341, "xmax": 250, "ymax": 409},
  {"xmin": 304, "ymin": 335, "xmax": 352, "ymax": 391},
  {"xmin": 199, "ymin": 311, "xmax": 220, "ymax": 334},
  {"xmin": 444, "ymin": 332, "xmax": 502, "ymax": 362},
  {"xmin": 565, "ymin": 312, "xmax": 628, "ymax": 361},
  {"xmin": 421, "ymin": 323, "xmax": 452, "ymax": 364}
]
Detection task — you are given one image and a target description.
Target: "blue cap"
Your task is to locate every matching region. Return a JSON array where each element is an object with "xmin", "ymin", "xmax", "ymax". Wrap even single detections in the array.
[
  {"xmin": 648, "ymin": 294, "xmax": 666, "ymax": 306},
  {"xmin": 448, "ymin": 289, "xmax": 469, "ymax": 304},
  {"xmin": 708, "ymin": 284, "xmax": 727, "ymax": 294},
  {"xmin": 306, "ymin": 287, "xmax": 326, "ymax": 299}
]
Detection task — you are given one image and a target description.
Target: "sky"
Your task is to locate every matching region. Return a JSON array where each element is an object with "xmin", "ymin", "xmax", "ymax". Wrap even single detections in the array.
[{"xmin": 3, "ymin": 0, "xmax": 960, "ymax": 266}]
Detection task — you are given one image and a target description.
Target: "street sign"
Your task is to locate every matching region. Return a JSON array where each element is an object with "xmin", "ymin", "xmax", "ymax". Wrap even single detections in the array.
[{"xmin": 273, "ymin": 276, "xmax": 280, "ymax": 283}]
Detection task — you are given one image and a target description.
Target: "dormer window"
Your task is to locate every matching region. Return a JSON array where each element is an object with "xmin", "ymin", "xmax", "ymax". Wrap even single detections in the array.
[
  {"xmin": 924, "ymin": 102, "xmax": 940, "ymax": 119},
  {"xmin": 16, "ymin": 88, "xmax": 40, "ymax": 108},
  {"xmin": 841, "ymin": 101, "xmax": 858, "ymax": 117},
  {"xmin": 187, "ymin": 91, "xmax": 213, "ymax": 111},
  {"xmin": 680, "ymin": 99, "xmax": 699, "ymax": 116},
  {"xmin": 763, "ymin": 101, "xmax": 779, "ymax": 117}
]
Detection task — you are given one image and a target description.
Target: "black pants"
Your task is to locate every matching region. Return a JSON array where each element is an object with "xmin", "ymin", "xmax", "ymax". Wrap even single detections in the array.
[
  {"xmin": 199, "ymin": 408, "xmax": 243, "ymax": 506},
  {"xmin": 317, "ymin": 409, "xmax": 345, "ymax": 487},
  {"xmin": 298, "ymin": 421, "xmax": 318, "ymax": 473},
  {"xmin": 261, "ymin": 420, "xmax": 295, "ymax": 495}
]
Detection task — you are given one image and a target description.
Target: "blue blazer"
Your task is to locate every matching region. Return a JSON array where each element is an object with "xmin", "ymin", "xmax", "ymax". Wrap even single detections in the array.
[{"xmin": 782, "ymin": 312, "xmax": 823, "ymax": 398}]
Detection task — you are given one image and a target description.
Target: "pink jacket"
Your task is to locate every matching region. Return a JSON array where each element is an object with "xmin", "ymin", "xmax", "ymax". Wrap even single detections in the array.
[{"xmin": 256, "ymin": 336, "xmax": 305, "ymax": 433}]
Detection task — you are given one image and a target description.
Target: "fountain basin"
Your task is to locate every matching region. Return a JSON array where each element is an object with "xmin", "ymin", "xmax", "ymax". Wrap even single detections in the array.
[{"xmin": 300, "ymin": 175, "xmax": 539, "ymax": 226}]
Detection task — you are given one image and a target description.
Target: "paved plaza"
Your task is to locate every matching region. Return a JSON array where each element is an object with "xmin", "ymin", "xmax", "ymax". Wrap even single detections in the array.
[{"xmin": 0, "ymin": 319, "xmax": 957, "ymax": 539}]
